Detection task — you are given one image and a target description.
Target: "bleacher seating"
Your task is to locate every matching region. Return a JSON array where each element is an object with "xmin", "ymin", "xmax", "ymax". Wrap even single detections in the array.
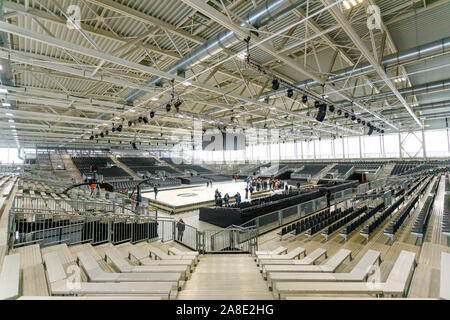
[
  {"xmin": 339, "ymin": 202, "xmax": 385, "ymax": 241},
  {"xmin": 110, "ymin": 178, "xmax": 181, "ymax": 191},
  {"xmin": 391, "ymin": 163, "xmax": 417, "ymax": 176},
  {"xmin": 410, "ymin": 177, "xmax": 439, "ymax": 243},
  {"xmin": 443, "ymin": 175, "xmax": 450, "ymax": 237},
  {"xmin": 381, "ymin": 196, "xmax": 415, "ymax": 242},
  {"xmin": 118, "ymin": 157, "xmax": 179, "ymax": 176},
  {"xmin": 321, "ymin": 206, "xmax": 368, "ymax": 241},
  {"xmin": 72, "ymin": 156, "xmax": 130, "ymax": 179},
  {"xmin": 292, "ymin": 164, "xmax": 327, "ymax": 177},
  {"xmin": 305, "ymin": 207, "xmax": 355, "ymax": 239}
]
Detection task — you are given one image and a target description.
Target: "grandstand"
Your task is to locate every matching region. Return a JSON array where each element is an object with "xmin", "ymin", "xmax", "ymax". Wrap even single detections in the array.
[{"xmin": 0, "ymin": 0, "xmax": 449, "ymax": 308}]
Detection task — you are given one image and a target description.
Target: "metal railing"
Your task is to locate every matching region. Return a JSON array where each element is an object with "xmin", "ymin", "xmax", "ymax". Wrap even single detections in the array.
[{"xmin": 240, "ymin": 195, "xmax": 328, "ymax": 235}]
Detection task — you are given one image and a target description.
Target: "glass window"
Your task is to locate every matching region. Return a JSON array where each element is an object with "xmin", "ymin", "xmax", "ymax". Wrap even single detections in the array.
[{"xmin": 425, "ymin": 129, "xmax": 450, "ymax": 158}]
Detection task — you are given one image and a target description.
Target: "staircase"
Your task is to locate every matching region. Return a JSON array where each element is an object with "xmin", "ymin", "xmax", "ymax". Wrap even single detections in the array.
[
  {"xmin": 311, "ymin": 163, "xmax": 336, "ymax": 184},
  {"xmin": 177, "ymin": 254, "xmax": 273, "ymax": 300},
  {"xmin": 59, "ymin": 153, "xmax": 83, "ymax": 183},
  {"xmin": 379, "ymin": 163, "xmax": 395, "ymax": 179},
  {"xmin": 107, "ymin": 154, "xmax": 139, "ymax": 179}
]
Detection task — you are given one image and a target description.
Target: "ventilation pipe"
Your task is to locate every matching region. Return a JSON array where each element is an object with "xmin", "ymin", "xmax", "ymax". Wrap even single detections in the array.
[
  {"xmin": 259, "ymin": 37, "xmax": 450, "ymax": 100},
  {"xmin": 124, "ymin": 0, "xmax": 306, "ymax": 103}
]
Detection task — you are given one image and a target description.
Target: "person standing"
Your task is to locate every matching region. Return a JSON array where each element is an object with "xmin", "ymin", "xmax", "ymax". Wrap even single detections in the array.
[
  {"xmin": 249, "ymin": 185, "xmax": 254, "ymax": 198},
  {"xmin": 206, "ymin": 180, "xmax": 209, "ymax": 188},
  {"xmin": 326, "ymin": 190, "xmax": 331, "ymax": 208},
  {"xmin": 245, "ymin": 185, "xmax": 249, "ymax": 199},
  {"xmin": 209, "ymin": 179, "xmax": 213, "ymax": 188},
  {"xmin": 284, "ymin": 182, "xmax": 289, "ymax": 195},
  {"xmin": 177, "ymin": 218, "xmax": 185, "ymax": 241},
  {"xmin": 237, "ymin": 192, "xmax": 241, "ymax": 205},
  {"xmin": 296, "ymin": 182, "xmax": 301, "ymax": 190},
  {"xmin": 224, "ymin": 193, "xmax": 230, "ymax": 207},
  {"xmin": 153, "ymin": 185, "xmax": 158, "ymax": 200}
]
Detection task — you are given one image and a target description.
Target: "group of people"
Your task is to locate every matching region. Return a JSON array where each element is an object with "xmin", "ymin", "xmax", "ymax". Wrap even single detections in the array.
[
  {"xmin": 243, "ymin": 176, "xmax": 293, "ymax": 199},
  {"xmin": 214, "ymin": 189, "xmax": 242, "ymax": 207},
  {"xmin": 206, "ymin": 178, "xmax": 214, "ymax": 188}
]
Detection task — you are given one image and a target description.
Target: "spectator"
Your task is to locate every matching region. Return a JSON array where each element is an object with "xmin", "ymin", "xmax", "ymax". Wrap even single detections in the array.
[
  {"xmin": 296, "ymin": 182, "xmax": 301, "ymax": 189},
  {"xmin": 153, "ymin": 185, "xmax": 158, "ymax": 200},
  {"xmin": 326, "ymin": 190, "xmax": 331, "ymax": 207},
  {"xmin": 249, "ymin": 185, "xmax": 254, "ymax": 198},
  {"xmin": 218, "ymin": 196, "xmax": 223, "ymax": 207},
  {"xmin": 237, "ymin": 192, "xmax": 241, "ymax": 204},
  {"xmin": 206, "ymin": 180, "xmax": 209, "ymax": 188},
  {"xmin": 224, "ymin": 193, "xmax": 230, "ymax": 206},
  {"xmin": 284, "ymin": 183, "xmax": 289, "ymax": 195},
  {"xmin": 245, "ymin": 186, "xmax": 249, "ymax": 199},
  {"xmin": 209, "ymin": 179, "xmax": 213, "ymax": 188},
  {"xmin": 177, "ymin": 218, "xmax": 185, "ymax": 241}
]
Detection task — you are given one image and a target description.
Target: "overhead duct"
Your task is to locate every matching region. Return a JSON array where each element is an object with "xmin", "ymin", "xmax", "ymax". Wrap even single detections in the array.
[
  {"xmin": 258, "ymin": 37, "xmax": 450, "ymax": 100},
  {"xmin": 124, "ymin": 0, "xmax": 305, "ymax": 103},
  {"xmin": 353, "ymin": 79, "xmax": 450, "ymax": 105}
]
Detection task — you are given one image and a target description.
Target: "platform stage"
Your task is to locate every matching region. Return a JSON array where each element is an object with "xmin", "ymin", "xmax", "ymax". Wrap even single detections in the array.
[{"xmin": 142, "ymin": 181, "xmax": 271, "ymax": 213}]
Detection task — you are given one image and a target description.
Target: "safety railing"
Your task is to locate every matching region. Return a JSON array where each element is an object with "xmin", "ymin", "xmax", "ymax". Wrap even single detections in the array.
[
  {"xmin": 199, "ymin": 226, "xmax": 258, "ymax": 254},
  {"xmin": 240, "ymin": 195, "xmax": 328, "ymax": 235}
]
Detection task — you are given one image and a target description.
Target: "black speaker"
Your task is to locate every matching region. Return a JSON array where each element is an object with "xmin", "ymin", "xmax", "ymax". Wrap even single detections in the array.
[
  {"xmin": 368, "ymin": 126, "xmax": 374, "ymax": 136},
  {"xmin": 316, "ymin": 104, "xmax": 327, "ymax": 122},
  {"xmin": 132, "ymin": 142, "xmax": 137, "ymax": 149}
]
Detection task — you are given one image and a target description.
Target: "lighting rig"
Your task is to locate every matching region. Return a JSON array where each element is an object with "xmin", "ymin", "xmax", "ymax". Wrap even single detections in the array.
[{"xmin": 239, "ymin": 41, "xmax": 384, "ymax": 136}]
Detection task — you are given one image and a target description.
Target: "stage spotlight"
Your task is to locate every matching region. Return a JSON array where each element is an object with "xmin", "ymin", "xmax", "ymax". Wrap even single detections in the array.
[
  {"xmin": 351, "ymin": 115, "xmax": 356, "ymax": 121},
  {"xmin": 357, "ymin": 118, "xmax": 361, "ymax": 123},
  {"xmin": 174, "ymin": 100, "xmax": 182, "ymax": 108},
  {"xmin": 105, "ymin": 130, "xmax": 109, "ymax": 135},
  {"xmin": 95, "ymin": 134, "xmax": 98, "ymax": 139},
  {"xmin": 89, "ymin": 135, "xmax": 94, "ymax": 140},
  {"xmin": 166, "ymin": 103, "xmax": 171, "ymax": 112},
  {"xmin": 329, "ymin": 105, "xmax": 335, "ymax": 112},
  {"xmin": 302, "ymin": 95, "xmax": 308, "ymax": 104},
  {"xmin": 367, "ymin": 122, "xmax": 371, "ymax": 127},
  {"xmin": 337, "ymin": 109, "xmax": 342, "ymax": 116},
  {"xmin": 100, "ymin": 132, "xmax": 104, "ymax": 138},
  {"xmin": 381, "ymin": 130, "xmax": 385, "ymax": 134},
  {"xmin": 117, "ymin": 124, "xmax": 122, "ymax": 132},
  {"xmin": 344, "ymin": 112, "xmax": 349, "ymax": 118},
  {"xmin": 143, "ymin": 117, "xmax": 148, "ymax": 124},
  {"xmin": 138, "ymin": 117, "xmax": 143, "ymax": 123},
  {"xmin": 314, "ymin": 101, "xmax": 320, "ymax": 108},
  {"xmin": 128, "ymin": 120, "xmax": 132, "ymax": 127},
  {"xmin": 287, "ymin": 89, "xmax": 293, "ymax": 98},
  {"xmin": 112, "ymin": 127, "xmax": 115, "ymax": 132},
  {"xmin": 272, "ymin": 79, "xmax": 279, "ymax": 90},
  {"xmin": 150, "ymin": 111, "xmax": 155, "ymax": 118},
  {"xmin": 316, "ymin": 104, "xmax": 327, "ymax": 122}
]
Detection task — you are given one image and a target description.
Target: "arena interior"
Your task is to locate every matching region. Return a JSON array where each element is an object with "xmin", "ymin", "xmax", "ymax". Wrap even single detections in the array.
[{"xmin": 0, "ymin": 0, "xmax": 449, "ymax": 305}]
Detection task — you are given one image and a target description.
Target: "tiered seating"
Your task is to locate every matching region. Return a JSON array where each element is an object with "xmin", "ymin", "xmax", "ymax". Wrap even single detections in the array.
[
  {"xmin": 381, "ymin": 196, "xmax": 415, "ymax": 243},
  {"xmin": 410, "ymin": 177, "xmax": 440, "ymax": 244},
  {"xmin": 339, "ymin": 202, "xmax": 385, "ymax": 241},
  {"xmin": 110, "ymin": 178, "xmax": 181, "ymax": 191},
  {"xmin": 278, "ymin": 208, "xmax": 333, "ymax": 240},
  {"xmin": 179, "ymin": 176, "xmax": 208, "ymax": 185},
  {"xmin": 321, "ymin": 206, "xmax": 368, "ymax": 241},
  {"xmin": 305, "ymin": 207, "xmax": 355, "ymax": 240},
  {"xmin": 291, "ymin": 164, "xmax": 327, "ymax": 178},
  {"xmin": 263, "ymin": 249, "xmax": 352, "ymax": 282},
  {"xmin": 72, "ymin": 156, "xmax": 130, "ymax": 179},
  {"xmin": 267, "ymin": 250, "xmax": 380, "ymax": 290},
  {"xmin": 391, "ymin": 163, "xmax": 417, "ymax": 176},
  {"xmin": 443, "ymin": 175, "xmax": 450, "ymax": 237},
  {"xmin": 116, "ymin": 157, "xmax": 178, "ymax": 176},
  {"xmin": 273, "ymin": 250, "xmax": 417, "ymax": 299}
]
